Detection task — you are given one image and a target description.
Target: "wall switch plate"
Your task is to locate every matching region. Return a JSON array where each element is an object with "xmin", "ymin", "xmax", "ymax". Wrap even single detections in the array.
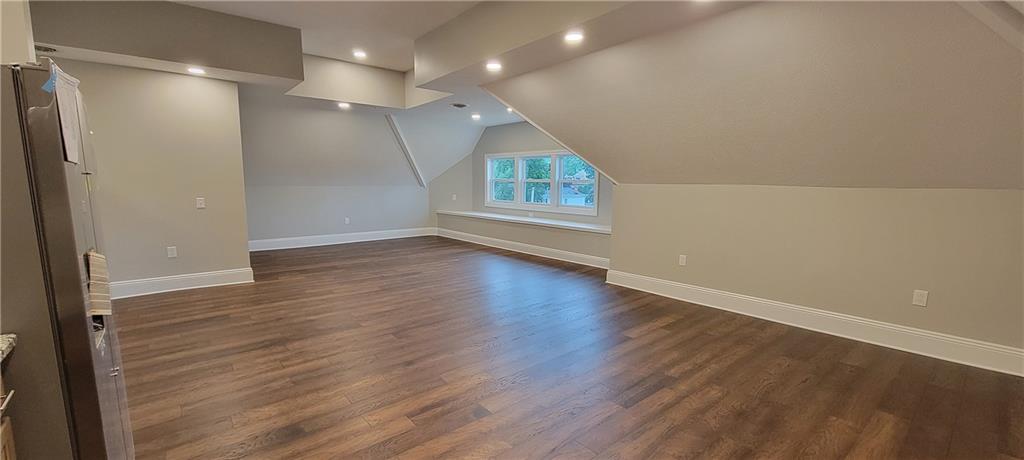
[
  {"xmin": 451, "ymin": 194, "xmax": 457, "ymax": 201},
  {"xmin": 344, "ymin": 217, "xmax": 351, "ymax": 225},
  {"xmin": 912, "ymin": 289, "xmax": 928, "ymax": 307},
  {"xmin": 166, "ymin": 246, "xmax": 178, "ymax": 258},
  {"xmin": 195, "ymin": 197, "xmax": 206, "ymax": 209},
  {"xmin": 678, "ymin": 255, "xmax": 687, "ymax": 266}
]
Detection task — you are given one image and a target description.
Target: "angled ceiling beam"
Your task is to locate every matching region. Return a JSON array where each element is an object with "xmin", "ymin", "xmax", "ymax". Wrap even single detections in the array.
[{"xmin": 386, "ymin": 114, "xmax": 426, "ymax": 188}]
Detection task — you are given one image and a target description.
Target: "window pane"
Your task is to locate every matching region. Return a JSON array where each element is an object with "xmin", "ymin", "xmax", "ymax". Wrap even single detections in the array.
[
  {"xmin": 523, "ymin": 157, "xmax": 551, "ymax": 179},
  {"xmin": 491, "ymin": 158, "xmax": 514, "ymax": 179},
  {"xmin": 561, "ymin": 155, "xmax": 596, "ymax": 180},
  {"xmin": 492, "ymin": 181, "xmax": 515, "ymax": 201},
  {"xmin": 560, "ymin": 182, "xmax": 595, "ymax": 207},
  {"xmin": 523, "ymin": 182, "xmax": 551, "ymax": 204}
]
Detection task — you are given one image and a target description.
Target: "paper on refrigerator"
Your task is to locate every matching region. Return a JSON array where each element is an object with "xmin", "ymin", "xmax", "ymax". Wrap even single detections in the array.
[{"xmin": 50, "ymin": 61, "xmax": 83, "ymax": 164}]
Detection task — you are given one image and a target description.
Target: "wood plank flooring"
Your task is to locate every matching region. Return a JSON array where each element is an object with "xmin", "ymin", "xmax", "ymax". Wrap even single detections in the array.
[{"xmin": 114, "ymin": 236, "xmax": 1024, "ymax": 459}]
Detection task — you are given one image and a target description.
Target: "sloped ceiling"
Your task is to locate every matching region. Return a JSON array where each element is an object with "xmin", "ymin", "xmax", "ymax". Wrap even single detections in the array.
[
  {"xmin": 393, "ymin": 86, "xmax": 521, "ymax": 183},
  {"xmin": 486, "ymin": 2, "xmax": 1024, "ymax": 188}
]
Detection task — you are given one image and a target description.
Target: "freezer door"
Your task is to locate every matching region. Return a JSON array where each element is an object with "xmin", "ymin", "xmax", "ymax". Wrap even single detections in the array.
[
  {"xmin": 12, "ymin": 62, "xmax": 122, "ymax": 460},
  {"xmin": 1, "ymin": 64, "xmax": 77, "ymax": 460}
]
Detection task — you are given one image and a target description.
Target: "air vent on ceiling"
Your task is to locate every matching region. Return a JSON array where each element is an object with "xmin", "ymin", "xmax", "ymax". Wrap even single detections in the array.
[
  {"xmin": 35, "ymin": 45, "xmax": 57, "ymax": 53},
  {"xmin": 451, "ymin": 103, "xmax": 468, "ymax": 109}
]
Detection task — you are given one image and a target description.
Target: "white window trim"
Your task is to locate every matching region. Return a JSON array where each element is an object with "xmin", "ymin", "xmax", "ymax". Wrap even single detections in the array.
[
  {"xmin": 486, "ymin": 155, "xmax": 516, "ymax": 204},
  {"xmin": 484, "ymin": 151, "xmax": 599, "ymax": 217}
]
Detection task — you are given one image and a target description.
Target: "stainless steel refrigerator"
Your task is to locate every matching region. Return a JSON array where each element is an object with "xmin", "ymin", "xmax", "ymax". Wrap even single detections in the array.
[{"xmin": 1, "ymin": 59, "xmax": 134, "ymax": 459}]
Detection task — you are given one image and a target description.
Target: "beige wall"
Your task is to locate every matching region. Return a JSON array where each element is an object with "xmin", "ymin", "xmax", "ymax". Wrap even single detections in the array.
[
  {"xmin": 439, "ymin": 214, "xmax": 610, "ymax": 259},
  {"xmin": 611, "ymin": 185, "xmax": 1023, "ymax": 348},
  {"xmin": 57, "ymin": 59, "xmax": 251, "ymax": 281},
  {"xmin": 239, "ymin": 84, "xmax": 431, "ymax": 241},
  {"xmin": 430, "ymin": 121, "xmax": 614, "ymax": 256},
  {"xmin": 246, "ymin": 186, "xmax": 429, "ymax": 240},
  {"xmin": 239, "ymin": 85, "xmax": 417, "ymax": 186},
  {"xmin": 471, "ymin": 120, "xmax": 568, "ymax": 153},
  {"xmin": 429, "ymin": 154, "xmax": 476, "ymax": 221},
  {"xmin": 486, "ymin": 2, "xmax": 1023, "ymax": 350},
  {"xmin": 486, "ymin": 2, "xmax": 1023, "ymax": 188}
]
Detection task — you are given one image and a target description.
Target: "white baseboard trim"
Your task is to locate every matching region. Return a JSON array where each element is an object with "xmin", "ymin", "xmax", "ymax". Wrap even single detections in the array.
[
  {"xmin": 606, "ymin": 270, "xmax": 1024, "ymax": 376},
  {"xmin": 249, "ymin": 227, "xmax": 438, "ymax": 251},
  {"xmin": 438, "ymin": 228, "xmax": 610, "ymax": 269},
  {"xmin": 111, "ymin": 267, "xmax": 254, "ymax": 300}
]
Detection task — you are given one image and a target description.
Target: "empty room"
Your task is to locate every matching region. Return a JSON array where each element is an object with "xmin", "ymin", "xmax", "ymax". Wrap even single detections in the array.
[{"xmin": 1, "ymin": 1, "xmax": 1022, "ymax": 458}]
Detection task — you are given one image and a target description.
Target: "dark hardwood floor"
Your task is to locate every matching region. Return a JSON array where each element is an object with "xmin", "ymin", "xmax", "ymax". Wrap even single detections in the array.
[{"xmin": 114, "ymin": 236, "xmax": 1023, "ymax": 459}]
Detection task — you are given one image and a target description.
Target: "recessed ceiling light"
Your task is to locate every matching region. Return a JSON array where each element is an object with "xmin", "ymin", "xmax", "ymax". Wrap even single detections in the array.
[
  {"xmin": 338, "ymin": 102, "xmax": 351, "ymax": 109},
  {"xmin": 187, "ymin": 67, "xmax": 206, "ymax": 75},
  {"xmin": 485, "ymin": 60, "xmax": 502, "ymax": 72},
  {"xmin": 353, "ymin": 49, "xmax": 367, "ymax": 59},
  {"xmin": 471, "ymin": 113, "xmax": 481, "ymax": 121},
  {"xmin": 564, "ymin": 30, "xmax": 584, "ymax": 43},
  {"xmin": 506, "ymin": 107, "xmax": 513, "ymax": 113}
]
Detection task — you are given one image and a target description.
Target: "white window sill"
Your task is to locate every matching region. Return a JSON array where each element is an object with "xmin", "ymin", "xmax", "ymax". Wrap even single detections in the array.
[
  {"xmin": 484, "ymin": 201, "xmax": 598, "ymax": 217},
  {"xmin": 436, "ymin": 210, "xmax": 611, "ymax": 235}
]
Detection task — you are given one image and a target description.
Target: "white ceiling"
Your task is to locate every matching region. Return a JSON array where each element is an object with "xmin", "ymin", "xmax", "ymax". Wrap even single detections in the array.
[
  {"xmin": 182, "ymin": 1, "xmax": 477, "ymax": 71},
  {"xmin": 408, "ymin": 86, "xmax": 521, "ymax": 128}
]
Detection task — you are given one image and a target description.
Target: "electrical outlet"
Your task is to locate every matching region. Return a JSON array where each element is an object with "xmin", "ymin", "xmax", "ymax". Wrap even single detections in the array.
[
  {"xmin": 195, "ymin": 197, "xmax": 206, "ymax": 209},
  {"xmin": 678, "ymin": 255, "xmax": 687, "ymax": 266},
  {"xmin": 451, "ymin": 194, "xmax": 457, "ymax": 201},
  {"xmin": 166, "ymin": 246, "xmax": 178, "ymax": 258},
  {"xmin": 912, "ymin": 290, "xmax": 928, "ymax": 307},
  {"xmin": 344, "ymin": 217, "xmax": 351, "ymax": 225}
]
